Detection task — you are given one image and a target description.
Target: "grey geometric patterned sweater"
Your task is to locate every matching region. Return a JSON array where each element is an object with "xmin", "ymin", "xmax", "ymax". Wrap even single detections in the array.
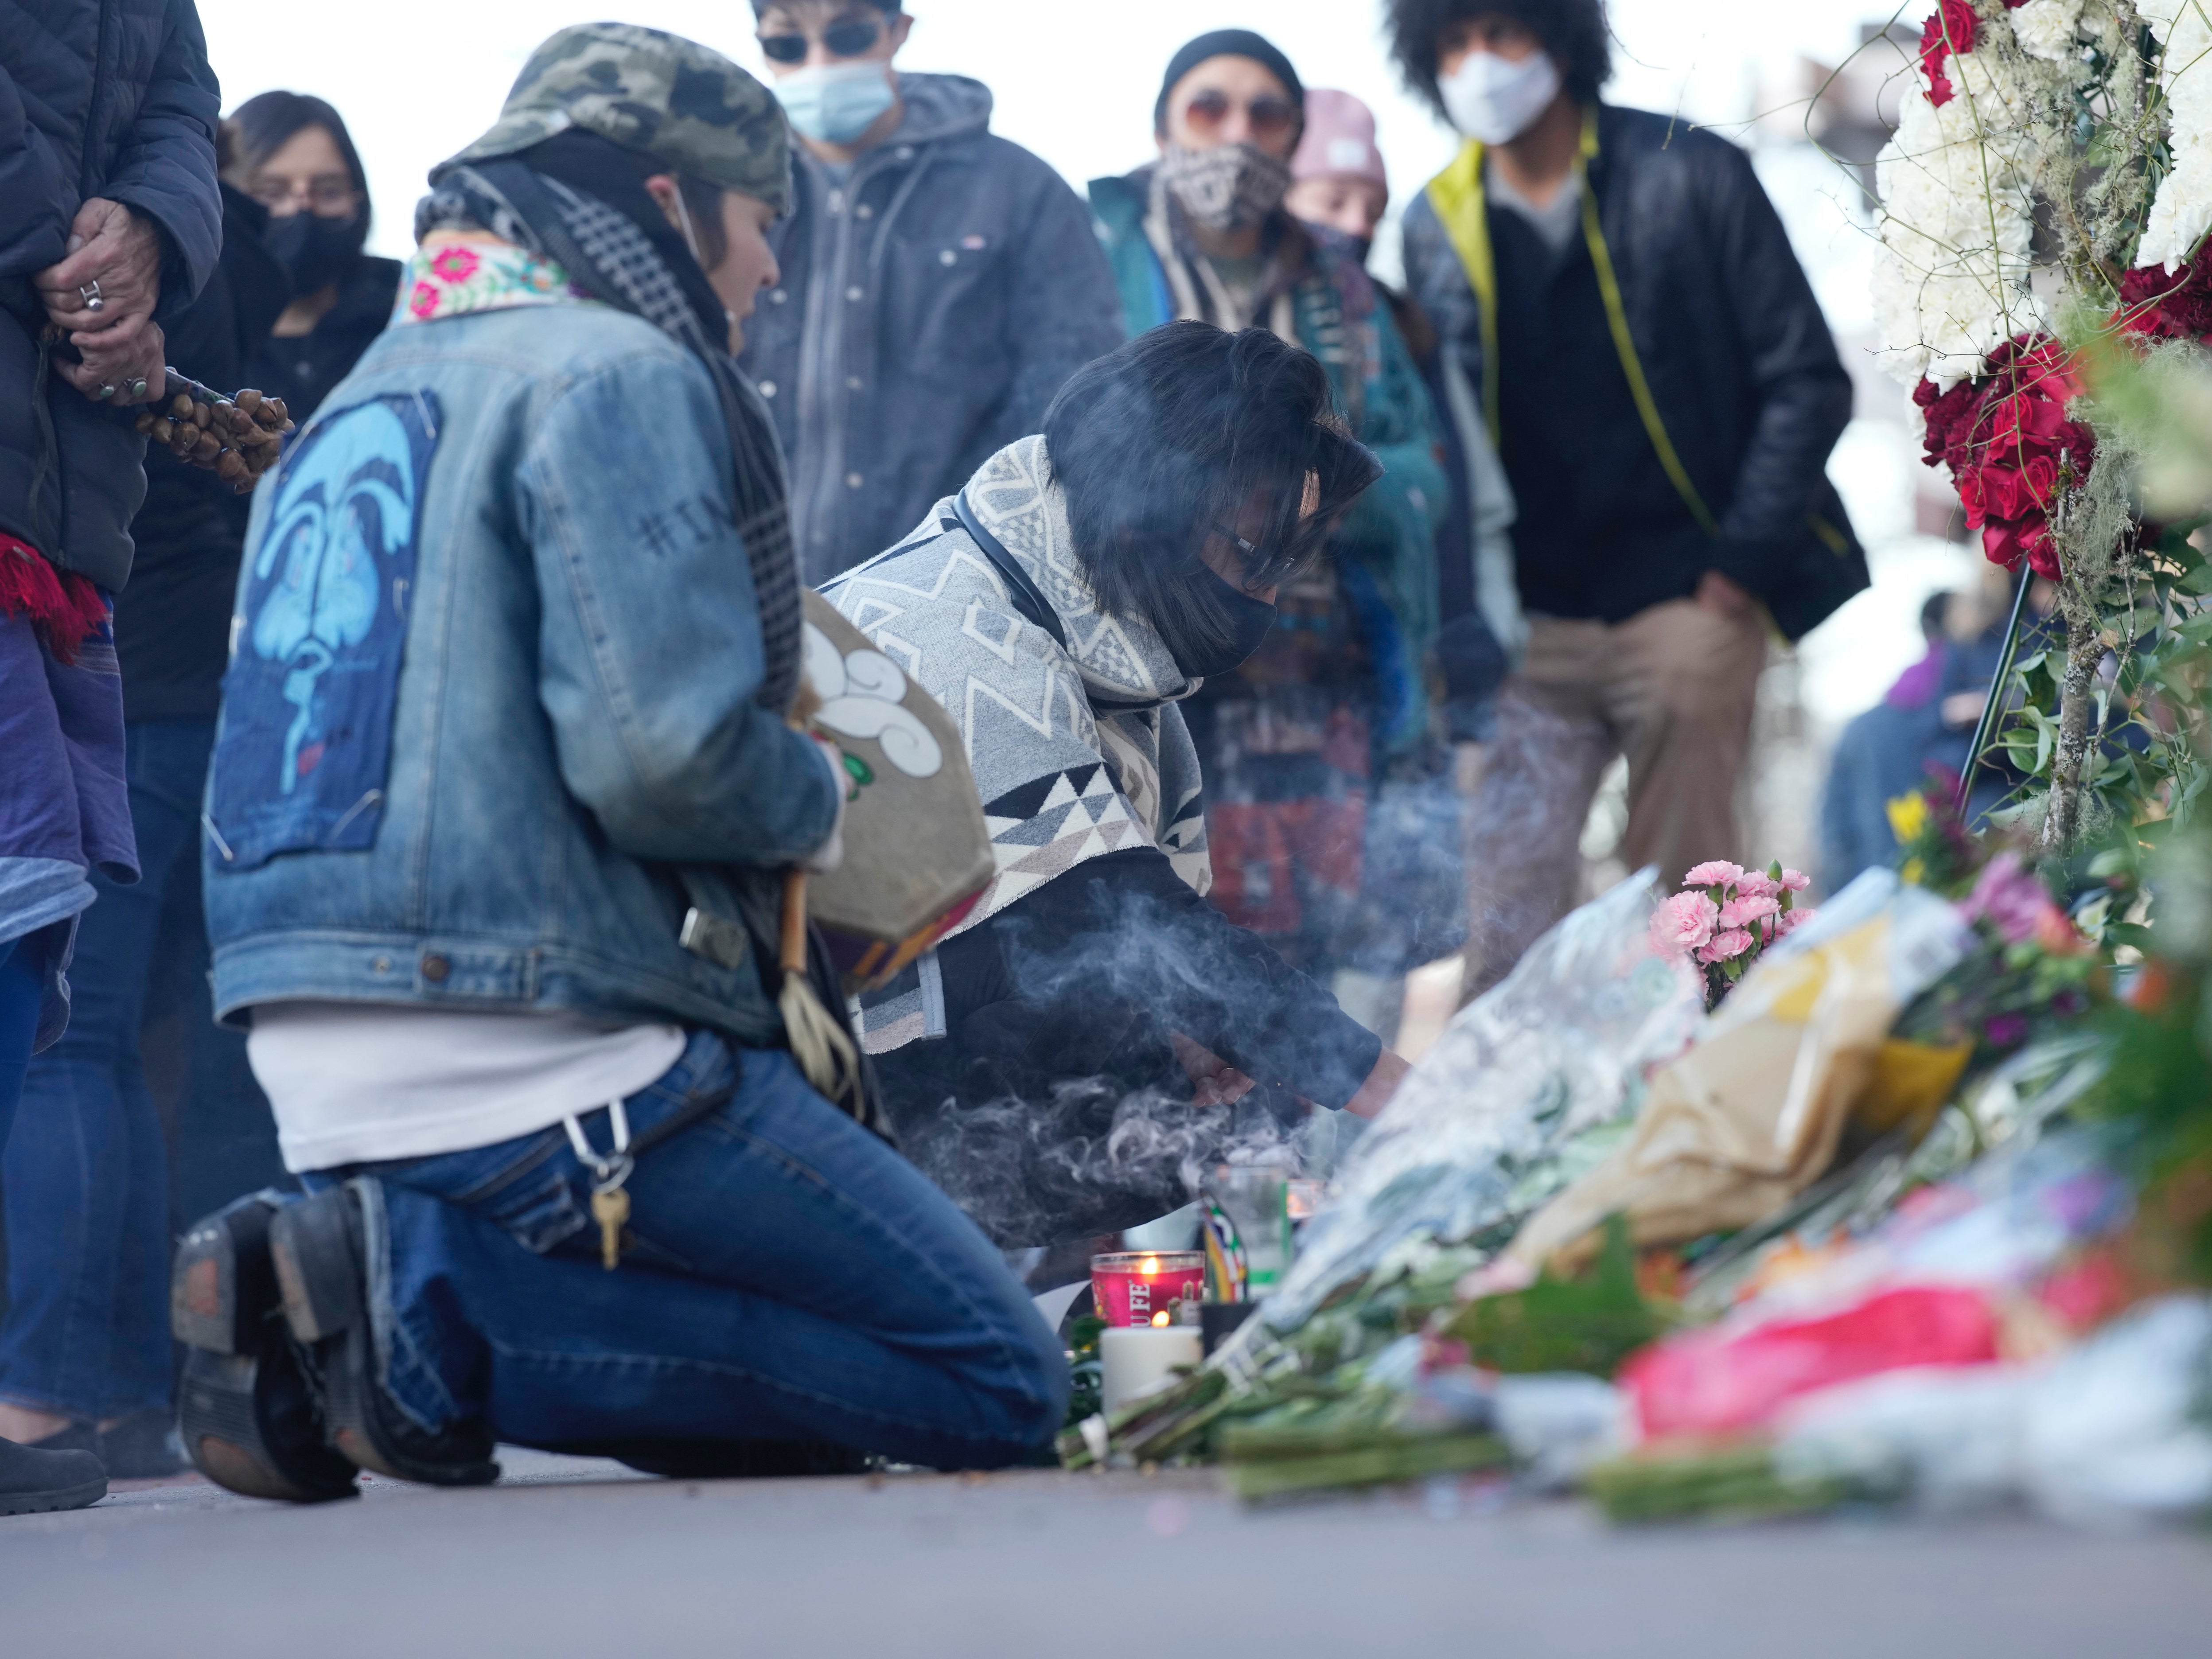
[{"xmin": 826, "ymin": 437, "xmax": 1379, "ymax": 1125}]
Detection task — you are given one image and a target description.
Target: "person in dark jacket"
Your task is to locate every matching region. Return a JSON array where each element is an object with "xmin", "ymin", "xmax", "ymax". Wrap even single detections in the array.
[
  {"xmin": 226, "ymin": 92, "xmax": 404, "ymax": 421},
  {"xmin": 0, "ymin": 0, "xmax": 220, "ymax": 1518},
  {"xmin": 1388, "ymin": 0, "xmax": 1869, "ymax": 998},
  {"xmin": 740, "ymin": 0, "xmax": 1125, "ymax": 583},
  {"xmin": 2, "ymin": 92, "xmax": 397, "ymax": 1487},
  {"xmin": 833, "ymin": 324, "xmax": 1411, "ymax": 1250}
]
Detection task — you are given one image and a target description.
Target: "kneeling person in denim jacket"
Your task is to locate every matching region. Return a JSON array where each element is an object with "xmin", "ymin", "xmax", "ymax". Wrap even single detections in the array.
[{"xmin": 176, "ymin": 24, "xmax": 1067, "ymax": 1501}]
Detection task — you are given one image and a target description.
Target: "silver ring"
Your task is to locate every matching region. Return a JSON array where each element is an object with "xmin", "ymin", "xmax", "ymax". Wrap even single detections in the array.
[
  {"xmin": 79, "ymin": 280, "xmax": 103, "ymax": 313},
  {"xmin": 94, "ymin": 382, "xmax": 116, "ymax": 401},
  {"xmin": 126, "ymin": 377, "xmax": 148, "ymax": 400}
]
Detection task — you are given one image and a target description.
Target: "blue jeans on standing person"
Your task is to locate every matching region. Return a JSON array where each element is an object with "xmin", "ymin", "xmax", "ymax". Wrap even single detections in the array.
[
  {"xmin": 308, "ymin": 1030, "xmax": 1069, "ymax": 1469},
  {"xmin": 0, "ymin": 721, "xmax": 214, "ymax": 1424},
  {"xmin": 0, "ymin": 933, "xmax": 41, "ymax": 1154}
]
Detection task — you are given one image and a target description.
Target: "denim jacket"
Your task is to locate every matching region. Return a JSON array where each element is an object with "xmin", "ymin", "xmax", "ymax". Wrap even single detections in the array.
[{"xmin": 202, "ymin": 297, "xmax": 838, "ymax": 1043}]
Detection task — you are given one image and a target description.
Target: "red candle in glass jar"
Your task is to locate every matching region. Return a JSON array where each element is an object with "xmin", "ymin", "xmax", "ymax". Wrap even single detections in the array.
[{"xmin": 1091, "ymin": 1250, "xmax": 1204, "ymax": 1328}]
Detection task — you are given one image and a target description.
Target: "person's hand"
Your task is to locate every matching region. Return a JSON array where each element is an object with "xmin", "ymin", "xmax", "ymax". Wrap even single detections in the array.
[
  {"xmin": 1344, "ymin": 1048, "xmax": 1410, "ymax": 1119},
  {"xmin": 35, "ymin": 199, "xmax": 163, "ymax": 341},
  {"xmin": 53, "ymin": 316, "xmax": 165, "ymax": 404},
  {"xmin": 1168, "ymin": 1032, "xmax": 1256, "ymax": 1109},
  {"xmin": 1695, "ymin": 569, "xmax": 1756, "ymax": 619}
]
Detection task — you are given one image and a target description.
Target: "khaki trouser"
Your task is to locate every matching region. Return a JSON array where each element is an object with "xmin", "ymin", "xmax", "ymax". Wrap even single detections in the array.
[{"xmin": 1460, "ymin": 599, "xmax": 1769, "ymax": 1001}]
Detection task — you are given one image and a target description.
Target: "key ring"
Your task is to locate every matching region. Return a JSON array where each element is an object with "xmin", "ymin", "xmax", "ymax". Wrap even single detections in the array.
[
  {"xmin": 561, "ymin": 1098, "xmax": 633, "ymax": 1189},
  {"xmin": 79, "ymin": 280, "xmax": 103, "ymax": 313}
]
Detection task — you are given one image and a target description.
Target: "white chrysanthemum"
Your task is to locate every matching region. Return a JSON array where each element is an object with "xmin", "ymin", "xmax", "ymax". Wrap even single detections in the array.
[
  {"xmin": 1953, "ymin": 29, "xmax": 2034, "ymax": 127},
  {"xmin": 2136, "ymin": 0, "xmax": 2212, "ymax": 271},
  {"xmin": 1873, "ymin": 91, "xmax": 2041, "ymax": 386},
  {"xmin": 2011, "ymin": 0, "xmax": 2087, "ymax": 61}
]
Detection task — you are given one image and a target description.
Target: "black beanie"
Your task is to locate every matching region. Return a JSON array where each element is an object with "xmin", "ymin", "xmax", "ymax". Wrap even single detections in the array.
[{"xmin": 1153, "ymin": 29, "xmax": 1305, "ymax": 135}]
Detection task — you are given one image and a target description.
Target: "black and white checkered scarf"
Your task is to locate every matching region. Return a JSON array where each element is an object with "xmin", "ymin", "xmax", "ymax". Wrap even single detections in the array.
[{"xmin": 416, "ymin": 156, "xmax": 803, "ymax": 715}]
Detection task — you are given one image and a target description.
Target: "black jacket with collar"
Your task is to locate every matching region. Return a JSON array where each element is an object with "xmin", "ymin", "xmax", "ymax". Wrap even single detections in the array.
[{"xmin": 1402, "ymin": 102, "xmax": 1867, "ymax": 640}]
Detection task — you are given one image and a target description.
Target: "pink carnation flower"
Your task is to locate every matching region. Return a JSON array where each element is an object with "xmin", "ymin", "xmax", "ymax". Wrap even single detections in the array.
[
  {"xmin": 1719, "ymin": 892, "xmax": 1780, "ymax": 930},
  {"xmin": 1776, "ymin": 907, "xmax": 1815, "ymax": 936},
  {"xmin": 1696, "ymin": 927, "xmax": 1755, "ymax": 964},
  {"xmin": 1649, "ymin": 891, "xmax": 1719, "ymax": 954},
  {"xmin": 1779, "ymin": 868, "xmax": 1811, "ymax": 892},
  {"xmin": 1682, "ymin": 860, "xmax": 1746, "ymax": 889},
  {"xmin": 1734, "ymin": 871, "xmax": 1781, "ymax": 901}
]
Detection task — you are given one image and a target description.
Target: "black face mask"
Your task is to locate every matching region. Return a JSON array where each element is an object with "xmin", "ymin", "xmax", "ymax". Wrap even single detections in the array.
[
  {"xmin": 1169, "ymin": 566, "xmax": 1278, "ymax": 682},
  {"xmin": 263, "ymin": 210, "xmax": 361, "ymax": 294}
]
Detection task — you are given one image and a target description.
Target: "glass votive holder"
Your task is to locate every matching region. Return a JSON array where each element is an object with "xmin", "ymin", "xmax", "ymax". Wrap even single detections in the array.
[{"xmin": 1090, "ymin": 1250, "xmax": 1204, "ymax": 1328}]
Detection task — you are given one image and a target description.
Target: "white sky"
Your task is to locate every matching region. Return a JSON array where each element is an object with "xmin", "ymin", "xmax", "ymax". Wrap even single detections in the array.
[{"xmin": 196, "ymin": 0, "xmax": 1898, "ymax": 262}]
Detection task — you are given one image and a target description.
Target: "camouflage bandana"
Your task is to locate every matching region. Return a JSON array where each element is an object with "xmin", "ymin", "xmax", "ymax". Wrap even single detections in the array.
[
  {"xmin": 439, "ymin": 22, "xmax": 792, "ymax": 214},
  {"xmin": 1157, "ymin": 141, "xmax": 1293, "ymax": 234}
]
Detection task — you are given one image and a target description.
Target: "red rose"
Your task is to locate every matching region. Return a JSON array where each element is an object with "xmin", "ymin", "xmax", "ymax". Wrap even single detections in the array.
[
  {"xmin": 1956, "ymin": 466, "xmax": 1987, "ymax": 526},
  {"xmin": 2021, "ymin": 452, "xmax": 2059, "ymax": 506},
  {"xmin": 1919, "ymin": 0, "xmax": 1978, "ymax": 104},
  {"xmin": 2116, "ymin": 243, "xmax": 2212, "ymax": 340},
  {"xmin": 2019, "ymin": 520, "xmax": 2062, "ymax": 580},
  {"xmin": 1983, "ymin": 518, "xmax": 2028, "ymax": 572},
  {"xmin": 1978, "ymin": 463, "xmax": 2026, "ymax": 522}
]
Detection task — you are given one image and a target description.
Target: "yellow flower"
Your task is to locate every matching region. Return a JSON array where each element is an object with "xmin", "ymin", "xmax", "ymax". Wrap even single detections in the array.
[
  {"xmin": 1887, "ymin": 791, "xmax": 1929, "ymax": 846},
  {"xmin": 1901, "ymin": 857, "xmax": 1927, "ymax": 887}
]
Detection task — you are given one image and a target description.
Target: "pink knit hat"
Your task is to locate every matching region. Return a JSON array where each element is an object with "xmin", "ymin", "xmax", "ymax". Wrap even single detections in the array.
[{"xmin": 1290, "ymin": 88, "xmax": 1387, "ymax": 197}]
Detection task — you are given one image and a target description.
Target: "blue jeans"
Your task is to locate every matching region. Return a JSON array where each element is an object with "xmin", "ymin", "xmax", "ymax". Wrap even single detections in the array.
[
  {"xmin": 317, "ymin": 1031, "xmax": 1069, "ymax": 1469},
  {"xmin": 0, "ymin": 933, "xmax": 41, "ymax": 1155},
  {"xmin": 0, "ymin": 720, "xmax": 212, "ymax": 1421}
]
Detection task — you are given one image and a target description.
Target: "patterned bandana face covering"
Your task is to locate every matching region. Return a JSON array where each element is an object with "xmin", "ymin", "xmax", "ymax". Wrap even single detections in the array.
[{"xmin": 1158, "ymin": 141, "xmax": 1294, "ymax": 234}]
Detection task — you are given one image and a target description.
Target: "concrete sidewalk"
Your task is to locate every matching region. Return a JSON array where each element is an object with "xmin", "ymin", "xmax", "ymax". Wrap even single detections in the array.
[{"xmin": 2, "ymin": 1451, "xmax": 2207, "ymax": 1657}]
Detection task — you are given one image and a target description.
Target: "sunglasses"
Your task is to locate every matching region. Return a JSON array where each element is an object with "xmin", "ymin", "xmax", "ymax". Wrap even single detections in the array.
[
  {"xmin": 759, "ymin": 16, "xmax": 882, "ymax": 63},
  {"xmin": 1181, "ymin": 89, "xmax": 1300, "ymax": 140}
]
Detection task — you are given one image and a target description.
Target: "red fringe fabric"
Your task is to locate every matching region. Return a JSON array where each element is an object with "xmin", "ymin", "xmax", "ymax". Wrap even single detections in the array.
[{"xmin": 0, "ymin": 533, "xmax": 107, "ymax": 666}]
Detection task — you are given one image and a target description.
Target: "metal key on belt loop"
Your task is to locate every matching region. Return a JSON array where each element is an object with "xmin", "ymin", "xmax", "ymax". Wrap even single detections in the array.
[{"xmin": 563, "ymin": 1100, "xmax": 634, "ymax": 1270}]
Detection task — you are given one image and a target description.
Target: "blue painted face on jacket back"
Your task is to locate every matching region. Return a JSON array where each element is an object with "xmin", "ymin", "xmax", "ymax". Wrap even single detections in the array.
[{"xmin": 207, "ymin": 393, "xmax": 439, "ymax": 870}]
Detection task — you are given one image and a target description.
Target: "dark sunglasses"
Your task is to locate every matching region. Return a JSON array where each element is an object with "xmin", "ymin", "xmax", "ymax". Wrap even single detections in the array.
[
  {"xmin": 1182, "ymin": 89, "xmax": 1300, "ymax": 139},
  {"xmin": 759, "ymin": 16, "xmax": 882, "ymax": 63}
]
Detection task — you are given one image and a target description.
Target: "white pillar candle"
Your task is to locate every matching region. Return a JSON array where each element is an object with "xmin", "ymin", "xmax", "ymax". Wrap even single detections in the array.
[{"xmin": 1099, "ymin": 1324, "xmax": 1204, "ymax": 1416}]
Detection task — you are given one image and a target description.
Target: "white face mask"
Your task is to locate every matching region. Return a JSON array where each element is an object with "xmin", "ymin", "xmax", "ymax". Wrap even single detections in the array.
[{"xmin": 1440, "ymin": 49, "xmax": 1563, "ymax": 145}]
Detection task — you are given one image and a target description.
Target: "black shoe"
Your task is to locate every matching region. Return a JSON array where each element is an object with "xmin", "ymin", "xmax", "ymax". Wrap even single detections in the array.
[
  {"xmin": 97, "ymin": 1408, "xmax": 187, "ymax": 1480},
  {"xmin": 0, "ymin": 1436, "xmax": 106, "ymax": 1516},
  {"xmin": 269, "ymin": 1183, "xmax": 499, "ymax": 1488},
  {"xmin": 171, "ymin": 1194, "xmax": 359, "ymax": 1503}
]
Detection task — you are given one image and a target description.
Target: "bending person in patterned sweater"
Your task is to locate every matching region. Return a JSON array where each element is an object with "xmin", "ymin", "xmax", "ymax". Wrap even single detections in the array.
[{"xmin": 830, "ymin": 323, "xmax": 1411, "ymax": 1251}]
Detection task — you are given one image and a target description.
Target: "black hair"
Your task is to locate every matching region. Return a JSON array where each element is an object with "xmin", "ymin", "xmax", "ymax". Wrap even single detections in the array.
[
  {"xmin": 225, "ymin": 90, "xmax": 373, "ymax": 236},
  {"xmin": 1385, "ymin": 0, "xmax": 1612, "ymax": 110},
  {"xmin": 1043, "ymin": 322, "xmax": 1380, "ymax": 671},
  {"xmin": 750, "ymin": 1, "xmax": 901, "ymax": 13}
]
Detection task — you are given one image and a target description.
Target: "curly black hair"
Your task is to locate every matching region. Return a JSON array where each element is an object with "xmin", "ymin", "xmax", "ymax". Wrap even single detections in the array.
[{"xmin": 1384, "ymin": 0, "xmax": 1612, "ymax": 113}]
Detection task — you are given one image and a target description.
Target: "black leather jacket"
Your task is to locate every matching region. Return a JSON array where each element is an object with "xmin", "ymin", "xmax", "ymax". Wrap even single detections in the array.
[{"xmin": 1403, "ymin": 103, "xmax": 1866, "ymax": 640}]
